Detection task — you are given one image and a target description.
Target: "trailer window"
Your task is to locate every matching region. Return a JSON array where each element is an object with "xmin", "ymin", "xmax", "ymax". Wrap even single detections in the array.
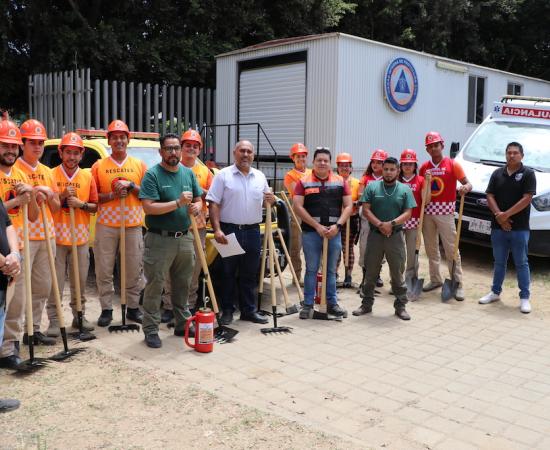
[{"xmin": 467, "ymin": 76, "xmax": 485, "ymax": 124}]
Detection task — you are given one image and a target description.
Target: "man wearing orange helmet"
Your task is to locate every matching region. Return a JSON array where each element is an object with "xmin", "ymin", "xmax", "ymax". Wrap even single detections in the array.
[
  {"xmin": 0, "ymin": 121, "xmax": 39, "ymax": 369},
  {"xmin": 419, "ymin": 131, "xmax": 472, "ymax": 300},
  {"xmin": 47, "ymin": 132, "xmax": 98, "ymax": 334},
  {"xmin": 283, "ymin": 143, "xmax": 311, "ymax": 283},
  {"xmin": 16, "ymin": 119, "xmax": 61, "ymax": 345},
  {"xmin": 335, "ymin": 152, "xmax": 360, "ymax": 287},
  {"xmin": 160, "ymin": 129, "xmax": 213, "ymax": 324},
  {"xmin": 92, "ymin": 119, "xmax": 147, "ymax": 327}
]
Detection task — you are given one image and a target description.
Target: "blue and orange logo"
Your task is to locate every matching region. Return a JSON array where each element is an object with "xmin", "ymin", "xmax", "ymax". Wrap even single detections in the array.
[{"xmin": 384, "ymin": 57, "xmax": 418, "ymax": 113}]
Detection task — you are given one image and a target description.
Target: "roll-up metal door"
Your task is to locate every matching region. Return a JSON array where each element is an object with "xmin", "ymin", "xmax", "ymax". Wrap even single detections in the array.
[{"xmin": 238, "ymin": 62, "xmax": 306, "ymax": 157}]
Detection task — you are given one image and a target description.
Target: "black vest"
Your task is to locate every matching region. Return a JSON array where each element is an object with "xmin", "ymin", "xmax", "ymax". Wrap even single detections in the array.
[{"xmin": 302, "ymin": 173, "xmax": 344, "ymax": 232}]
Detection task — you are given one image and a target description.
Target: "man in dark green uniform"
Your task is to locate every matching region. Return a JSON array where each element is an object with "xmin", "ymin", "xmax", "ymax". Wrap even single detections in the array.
[
  {"xmin": 139, "ymin": 133, "xmax": 203, "ymax": 348},
  {"xmin": 352, "ymin": 157, "xmax": 416, "ymax": 320}
]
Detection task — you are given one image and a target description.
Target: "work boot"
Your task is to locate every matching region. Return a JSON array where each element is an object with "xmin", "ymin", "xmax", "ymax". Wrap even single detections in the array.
[
  {"xmin": 299, "ymin": 304, "xmax": 314, "ymax": 319},
  {"xmin": 144, "ymin": 333, "xmax": 162, "ymax": 349},
  {"xmin": 328, "ymin": 303, "xmax": 347, "ymax": 318},
  {"xmin": 0, "ymin": 355, "xmax": 22, "ymax": 370},
  {"xmin": 395, "ymin": 307, "xmax": 411, "ymax": 321},
  {"xmin": 376, "ymin": 277, "xmax": 384, "ymax": 288},
  {"xmin": 342, "ymin": 275, "xmax": 352, "ymax": 288},
  {"xmin": 174, "ymin": 322, "xmax": 195, "ymax": 338},
  {"xmin": 23, "ymin": 332, "xmax": 56, "ymax": 346},
  {"xmin": 126, "ymin": 308, "xmax": 143, "ymax": 324},
  {"xmin": 0, "ymin": 398, "xmax": 20, "ymax": 413},
  {"xmin": 97, "ymin": 309, "xmax": 113, "ymax": 327},
  {"xmin": 72, "ymin": 316, "xmax": 95, "ymax": 331},
  {"xmin": 352, "ymin": 304, "xmax": 372, "ymax": 316},
  {"xmin": 422, "ymin": 281, "xmax": 442, "ymax": 292},
  {"xmin": 161, "ymin": 308, "xmax": 174, "ymax": 324},
  {"xmin": 46, "ymin": 320, "xmax": 60, "ymax": 338},
  {"xmin": 219, "ymin": 310, "xmax": 233, "ymax": 325}
]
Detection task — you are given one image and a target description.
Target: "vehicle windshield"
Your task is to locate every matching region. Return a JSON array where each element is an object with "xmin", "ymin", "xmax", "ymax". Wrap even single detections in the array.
[
  {"xmin": 124, "ymin": 147, "xmax": 161, "ymax": 168},
  {"xmin": 462, "ymin": 121, "xmax": 550, "ymax": 172}
]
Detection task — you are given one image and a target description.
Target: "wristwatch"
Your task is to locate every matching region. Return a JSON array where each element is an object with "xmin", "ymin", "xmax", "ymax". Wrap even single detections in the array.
[
  {"xmin": 80, "ymin": 202, "xmax": 88, "ymax": 211},
  {"xmin": 336, "ymin": 223, "xmax": 343, "ymax": 230},
  {"xmin": 391, "ymin": 220, "xmax": 397, "ymax": 227},
  {"xmin": 128, "ymin": 182, "xmax": 136, "ymax": 191}
]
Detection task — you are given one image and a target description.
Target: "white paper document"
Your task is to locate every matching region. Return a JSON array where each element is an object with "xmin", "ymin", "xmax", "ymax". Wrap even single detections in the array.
[{"xmin": 212, "ymin": 233, "xmax": 245, "ymax": 258}]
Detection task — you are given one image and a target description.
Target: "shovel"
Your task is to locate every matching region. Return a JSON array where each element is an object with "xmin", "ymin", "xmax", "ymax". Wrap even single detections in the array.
[
  {"xmin": 190, "ymin": 214, "xmax": 237, "ymax": 343},
  {"xmin": 16, "ymin": 204, "xmax": 48, "ymax": 372},
  {"xmin": 109, "ymin": 197, "xmax": 140, "ymax": 333},
  {"xmin": 442, "ymin": 194, "xmax": 465, "ymax": 302},
  {"xmin": 406, "ymin": 173, "xmax": 431, "ymax": 301},
  {"xmin": 68, "ymin": 207, "xmax": 96, "ymax": 342},
  {"xmin": 275, "ymin": 228, "xmax": 304, "ymax": 305},
  {"xmin": 270, "ymin": 231, "xmax": 298, "ymax": 315},
  {"xmin": 261, "ymin": 206, "xmax": 292, "ymax": 334},
  {"xmin": 313, "ymin": 237, "xmax": 341, "ymax": 321},
  {"xmin": 38, "ymin": 204, "xmax": 85, "ymax": 361},
  {"xmin": 256, "ymin": 205, "xmax": 273, "ymax": 316}
]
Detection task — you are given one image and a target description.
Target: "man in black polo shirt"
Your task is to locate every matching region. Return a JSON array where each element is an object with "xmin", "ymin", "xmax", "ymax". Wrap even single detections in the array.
[{"xmin": 479, "ymin": 142, "xmax": 536, "ymax": 313}]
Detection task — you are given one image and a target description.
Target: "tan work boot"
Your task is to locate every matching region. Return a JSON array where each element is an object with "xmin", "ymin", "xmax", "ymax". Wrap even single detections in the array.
[
  {"xmin": 72, "ymin": 316, "xmax": 95, "ymax": 332},
  {"xmin": 46, "ymin": 321, "xmax": 60, "ymax": 338}
]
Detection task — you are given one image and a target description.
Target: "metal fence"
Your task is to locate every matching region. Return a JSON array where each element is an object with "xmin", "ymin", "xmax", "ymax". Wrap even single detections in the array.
[{"xmin": 28, "ymin": 68, "xmax": 215, "ymax": 138}]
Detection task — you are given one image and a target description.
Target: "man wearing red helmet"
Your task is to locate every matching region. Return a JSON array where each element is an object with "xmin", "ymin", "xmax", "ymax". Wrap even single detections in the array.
[
  {"xmin": 47, "ymin": 132, "xmax": 98, "ymax": 334},
  {"xmin": 399, "ymin": 149, "xmax": 429, "ymax": 282},
  {"xmin": 283, "ymin": 143, "xmax": 311, "ymax": 284},
  {"xmin": 16, "ymin": 119, "xmax": 61, "ymax": 345},
  {"xmin": 419, "ymin": 132, "xmax": 472, "ymax": 300},
  {"xmin": 335, "ymin": 152, "xmax": 360, "ymax": 287},
  {"xmin": 91, "ymin": 119, "xmax": 147, "ymax": 327},
  {"xmin": 0, "ymin": 121, "xmax": 39, "ymax": 369}
]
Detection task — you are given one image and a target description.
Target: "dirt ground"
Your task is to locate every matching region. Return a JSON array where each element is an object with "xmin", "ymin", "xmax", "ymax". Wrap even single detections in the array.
[{"xmin": 1, "ymin": 241, "xmax": 549, "ymax": 449}]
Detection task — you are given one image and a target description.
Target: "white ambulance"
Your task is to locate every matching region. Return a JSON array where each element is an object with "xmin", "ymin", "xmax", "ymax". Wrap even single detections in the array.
[{"xmin": 453, "ymin": 95, "xmax": 550, "ymax": 256}]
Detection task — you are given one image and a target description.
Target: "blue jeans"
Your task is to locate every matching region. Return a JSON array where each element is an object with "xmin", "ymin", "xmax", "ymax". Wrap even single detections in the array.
[
  {"xmin": 302, "ymin": 231, "xmax": 342, "ymax": 306},
  {"xmin": 219, "ymin": 224, "xmax": 261, "ymax": 315},
  {"xmin": 0, "ymin": 289, "xmax": 6, "ymax": 347},
  {"xmin": 491, "ymin": 229, "xmax": 530, "ymax": 299}
]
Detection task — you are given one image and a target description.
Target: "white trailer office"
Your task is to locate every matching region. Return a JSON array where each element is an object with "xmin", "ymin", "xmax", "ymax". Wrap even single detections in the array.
[{"xmin": 215, "ymin": 32, "xmax": 550, "ymax": 175}]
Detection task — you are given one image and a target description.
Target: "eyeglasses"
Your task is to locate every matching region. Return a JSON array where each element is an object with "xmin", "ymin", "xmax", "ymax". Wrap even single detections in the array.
[{"xmin": 162, "ymin": 146, "xmax": 182, "ymax": 153}]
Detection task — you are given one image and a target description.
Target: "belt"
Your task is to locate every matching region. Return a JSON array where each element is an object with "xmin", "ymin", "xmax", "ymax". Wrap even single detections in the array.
[
  {"xmin": 148, "ymin": 228, "xmax": 188, "ymax": 238},
  {"xmin": 220, "ymin": 222, "xmax": 259, "ymax": 230}
]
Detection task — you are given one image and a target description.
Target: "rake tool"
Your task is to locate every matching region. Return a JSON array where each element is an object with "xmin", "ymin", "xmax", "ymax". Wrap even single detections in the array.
[
  {"xmin": 109, "ymin": 197, "xmax": 140, "ymax": 333},
  {"xmin": 281, "ymin": 190, "xmax": 302, "ymax": 233},
  {"xmin": 16, "ymin": 204, "xmax": 48, "ymax": 372},
  {"xmin": 261, "ymin": 202, "xmax": 292, "ymax": 335},
  {"xmin": 270, "ymin": 231, "xmax": 298, "ymax": 315},
  {"xmin": 256, "ymin": 205, "xmax": 272, "ymax": 316},
  {"xmin": 38, "ymin": 204, "xmax": 85, "ymax": 361},
  {"xmin": 313, "ymin": 237, "xmax": 341, "ymax": 321},
  {"xmin": 68, "ymin": 206, "xmax": 96, "ymax": 341},
  {"xmin": 442, "ymin": 193, "xmax": 465, "ymax": 302},
  {"xmin": 190, "ymin": 214, "xmax": 237, "ymax": 343},
  {"xmin": 406, "ymin": 173, "xmax": 431, "ymax": 301},
  {"xmin": 275, "ymin": 228, "xmax": 304, "ymax": 305}
]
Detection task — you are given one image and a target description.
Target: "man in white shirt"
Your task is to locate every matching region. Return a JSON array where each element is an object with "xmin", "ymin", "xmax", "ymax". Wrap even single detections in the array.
[{"xmin": 207, "ymin": 140, "xmax": 275, "ymax": 325}]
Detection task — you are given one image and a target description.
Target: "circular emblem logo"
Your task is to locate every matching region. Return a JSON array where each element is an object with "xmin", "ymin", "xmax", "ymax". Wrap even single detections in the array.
[
  {"xmin": 430, "ymin": 176, "xmax": 445, "ymax": 198},
  {"xmin": 384, "ymin": 57, "xmax": 418, "ymax": 112},
  {"xmin": 35, "ymin": 126, "xmax": 42, "ymax": 134},
  {"xmin": 8, "ymin": 129, "xmax": 16, "ymax": 137}
]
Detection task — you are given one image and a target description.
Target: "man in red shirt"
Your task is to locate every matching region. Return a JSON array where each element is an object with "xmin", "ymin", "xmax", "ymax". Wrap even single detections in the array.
[{"xmin": 419, "ymin": 132, "xmax": 472, "ymax": 300}]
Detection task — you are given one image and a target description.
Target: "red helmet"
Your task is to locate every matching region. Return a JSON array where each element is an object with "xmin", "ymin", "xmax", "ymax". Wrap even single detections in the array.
[
  {"xmin": 0, "ymin": 120, "xmax": 23, "ymax": 145},
  {"xmin": 425, "ymin": 131, "xmax": 444, "ymax": 146},
  {"xmin": 336, "ymin": 152, "xmax": 352, "ymax": 164},
  {"xmin": 107, "ymin": 119, "xmax": 130, "ymax": 137},
  {"xmin": 371, "ymin": 149, "xmax": 388, "ymax": 161},
  {"xmin": 59, "ymin": 132, "xmax": 84, "ymax": 151},
  {"xmin": 400, "ymin": 149, "xmax": 418, "ymax": 163},
  {"xmin": 20, "ymin": 119, "xmax": 47, "ymax": 141},
  {"xmin": 290, "ymin": 143, "xmax": 308, "ymax": 157},
  {"xmin": 181, "ymin": 129, "xmax": 203, "ymax": 148}
]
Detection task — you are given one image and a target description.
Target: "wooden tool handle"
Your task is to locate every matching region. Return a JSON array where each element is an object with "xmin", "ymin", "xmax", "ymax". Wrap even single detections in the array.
[
  {"xmin": 120, "ymin": 197, "xmax": 126, "ymax": 306},
  {"xmin": 320, "ymin": 237, "xmax": 328, "ymax": 308},
  {"xmin": 22, "ymin": 204, "xmax": 33, "ymax": 336},
  {"xmin": 190, "ymin": 214, "xmax": 219, "ymax": 314},
  {"xmin": 271, "ymin": 232, "xmax": 290, "ymax": 308},
  {"xmin": 452, "ymin": 193, "xmax": 465, "ymax": 261},
  {"xmin": 69, "ymin": 207, "xmax": 83, "ymax": 313},
  {"xmin": 258, "ymin": 208, "xmax": 270, "ymax": 293},
  {"xmin": 276, "ymin": 228, "xmax": 303, "ymax": 302},
  {"xmin": 41, "ymin": 203, "xmax": 65, "ymax": 328},
  {"xmin": 266, "ymin": 205, "xmax": 277, "ymax": 307},
  {"xmin": 344, "ymin": 219, "xmax": 350, "ymax": 267},
  {"xmin": 415, "ymin": 173, "xmax": 431, "ymax": 250},
  {"xmin": 281, "ymin": 191, "xmax": 302, "ymax": 233}
]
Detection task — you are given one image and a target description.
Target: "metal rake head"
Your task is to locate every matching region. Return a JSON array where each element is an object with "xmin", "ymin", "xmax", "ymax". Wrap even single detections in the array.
[
  {"xmin": 108, "ymin": 324, "xmax": 140, "ymax": 333},
  {"xmin": 49, "ymin": 347, "xmax": 86, "ymax": 362},
  {"xmin": 260, "ymin": 326, "xmax": 293, "ymax": 335},
  {"xmin": 15, "ymin": 358, "xmax": 49, "ymax": 373},
  {"xmin": 214, "ymin": 326, "xmax": 238, "ymax": 344}
]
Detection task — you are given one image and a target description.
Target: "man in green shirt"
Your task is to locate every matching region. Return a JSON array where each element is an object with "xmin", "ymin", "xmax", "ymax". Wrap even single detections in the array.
[
  {"xmin": 352, "ymin": 157, "xmax": 416, "ymax": 320},
  {"xmin": 139, "ymin": 133, "xmax": 203, "ymax": 348}
]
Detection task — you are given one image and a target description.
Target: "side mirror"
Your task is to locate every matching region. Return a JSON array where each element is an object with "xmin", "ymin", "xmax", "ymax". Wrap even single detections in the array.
[{"xmin": 450, "ymin": 142, "xmax": 460, "ymax": 159}]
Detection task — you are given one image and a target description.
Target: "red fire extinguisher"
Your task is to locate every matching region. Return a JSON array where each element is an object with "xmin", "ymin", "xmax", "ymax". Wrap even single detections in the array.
[
  {"xmin": 314, "ymin": 271, "xmax": 322, "ymax": 304},
  {"xmin": 184, "ymin": 308, "xmax": 215, "ymax": 353}
]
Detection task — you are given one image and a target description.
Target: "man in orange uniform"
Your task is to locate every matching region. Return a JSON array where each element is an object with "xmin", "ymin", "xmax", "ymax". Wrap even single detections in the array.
[
  {"xmin": 419, "ymin": 131, "xmax": 472, "ymax": 300},
  {"xmin": 335, "ymin": 152, "xmax": 360, "ymax": 287},
  {"xmin": 0, "ymin": 121, "xmax": 39, "ymax": 369},
  {"xmin": 48, "ymin": 132, "xmax": 98, "ymax": 334},
  {"xmin": 160, "ymin": 129, "xmax": 213, "ymax": 323},
  {"xmin": 16, "ymin": 119, "xmax": 60, "ymax": 345},
  {"xmin": 92, "ymin": 120, "xmax": 146, "ymax": 327},
  {"xmin": 283, "ymin": 143, "xmax": 311, "ymax": 283}
]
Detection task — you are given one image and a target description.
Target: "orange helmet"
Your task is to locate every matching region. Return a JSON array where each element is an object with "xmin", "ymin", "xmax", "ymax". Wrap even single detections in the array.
[
  {"xmin": 58, "ymin": 132, "xmax": 84, "ymax": 151},
  {"xmin": 290, "ymin": 143, "xmax": 308, "ymax": 157},
  {"xmin": 0, "ymin": 120, "xmax": 23, "ymax": 145},
  {"xmin": 181, "ymin": 129, "xmax": 203, "ymax": 148},
  {"xmin": 20, "ymin": 119, "xmax": 47, "ymax": 141},
  {"xmin": 425, "ymin": 131, "xmax": 444, "ymax": 146},
  {"xmin": 400, "ymin": 149, "xmax": 418, "ymax": 163},
  {"xmin": 107, "ymin": 119, "xmax": 130, "ymax": 137},
  {"xmin": 371, "ymin": 149, "xmax": 388, "ymax": 161},
  {"xmin": 336, "ymin": 152, "xmax": 352, "ymax": 164}
]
